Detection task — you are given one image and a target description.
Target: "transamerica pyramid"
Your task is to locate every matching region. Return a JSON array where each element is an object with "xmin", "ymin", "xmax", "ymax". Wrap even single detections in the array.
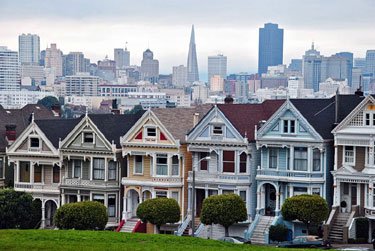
[{"xmin": 187, "ymin": 25, "xmax": 199, "ymax": 82}]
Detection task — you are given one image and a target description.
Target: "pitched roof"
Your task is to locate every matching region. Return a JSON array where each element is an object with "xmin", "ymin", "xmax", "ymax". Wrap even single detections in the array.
[
  {"xmin": 217, "ymin": 100, "xmax": 285, "ymax": 141},
  {"xmin": 152, "ymin": 105, "xmax": 212, "ymax": 143}
]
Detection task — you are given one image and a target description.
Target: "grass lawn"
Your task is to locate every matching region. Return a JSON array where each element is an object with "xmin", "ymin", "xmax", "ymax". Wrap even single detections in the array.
[{"xmin": 0, "ymin": 230, "xmax": 317, "ymax": 251}]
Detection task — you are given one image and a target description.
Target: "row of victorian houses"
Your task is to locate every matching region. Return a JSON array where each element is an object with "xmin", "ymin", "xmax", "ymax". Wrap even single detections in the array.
[{"xmin": 3, "ymin": 92, "xmax": 375, "ymax": 243}]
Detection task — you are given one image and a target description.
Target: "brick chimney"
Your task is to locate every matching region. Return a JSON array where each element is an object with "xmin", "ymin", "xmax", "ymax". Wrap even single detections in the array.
[
  {"xmin": 5, "ymin": 124, "xmax": 17, "ymax": 143},
  {"xmin": 193, "ymin": 113, "xmax": 200, "ymax": 127}
]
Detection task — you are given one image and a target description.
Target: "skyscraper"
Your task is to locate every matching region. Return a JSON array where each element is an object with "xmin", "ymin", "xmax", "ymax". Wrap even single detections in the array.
[
  {"xmin": 258, "ymin": 23, "xmax": 284, "ymax": 75},
  {"xmin": 172, "ymin": 65, "xmax": 187, "ymax": 87},
  {"xmin": 114, "ymin": 46, "xmax": 130, "ymax": 69},
  {"xmin": 0, "ymin": 46, "xmax": 20, "ymax": 91},
  {"xmin": 45, "ymin": 43, "xmax": 63, "ymax": 77},
  {"xmin": 208, "ymin": 54, "xmax": 227, "ymax": 86},
  {"xmin": 321, "ymin": 52, "xmax": 353, "ymax": 86},
  {"xmin": 63, "ymin": 52, "xmax": 86, "ymax": 76},
  {"xmin": 18, "ymin": 33, "xmax": 40, "ymax": 65},
  {"xmin": 140, "ymin": 48, "xmax": 159, "ymax": 83},
  {"xmin": 187, "ymin": 25, "xmax": 199, "ymax": 83},
  {"xmin": 365, "ymin": 50, "xmax": 375, "ymax": 76},
  {"xmin": 303, "ymin": 43, "xmax": 322, "ymax": 91}
]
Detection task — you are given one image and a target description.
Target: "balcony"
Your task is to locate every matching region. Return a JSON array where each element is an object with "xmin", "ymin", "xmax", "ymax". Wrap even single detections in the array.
[
  {"xmin": 187, "ymin": 171, "xmax": 250, "ymax": 185},
  {"xmin": 61, "ymin": 178, "xmax": 119, "ymax": 189},
  {"xmin": 14, "ymin": 182, "xmax": 60, "ymax": 192},
  {"xmin": 256, "ymin": 169, "xmax": 324, "ymax": 182}
]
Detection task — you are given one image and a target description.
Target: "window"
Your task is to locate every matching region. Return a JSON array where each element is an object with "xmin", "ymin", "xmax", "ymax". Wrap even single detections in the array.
[
  {"xmin": 34, "ymin": 164, "xmax": 42, "ymax": 183},
  {"xmin": 146, "ymin": 127, "xmax": 156, "ymax": 137},
  {"xmin": 134, "ymin": 156, "xmax": 143, "ymax": 174},
  {"xmin": 156, "ymin": 154, "xmax": 168, "ymax": 176},
  {"xmin": 199, "ymin": 152, "xmax": 209, "ymax": 171},
  {"xmin": 239, "ymin": 153, "xmax": 247, "ymax": 173},
  {"xmin": 344, "ymin": 146, "xmax": 355, "ymax": 164},
  {"xmin": 73, "ymin": 160, "xmax": 82, "ymax": 178},
  {"xmin": 30, "ymin": 137, "xmax": 40, "ymax": 148},
  {"xmin": 365, "ymin": 113, "xmax": 370, "ymax": 126},
  {"xmin": 313, "ymin": 149, "xmax": 321, "ymax": 171},
  {"xmin": 108, "ymin": 161, "xmax": 116, "ymax": 180},
  {"xmin": 172, "ymin": 156, "xmax": 179, "ymax": 176},
  {"xmin": 212, "ymin": 125, "xmax": 223, "ymax": 135},
  {"xmin": 283, "ymin": 120, "xmax": 296, "ymax": 134},
  {"xmin": 269, "ymin": 148, "xmax": 278, "ymax": 169},
  {"xmin": 19, "ymin": 161, "xmax": 30, "ymax": 182},
  {"xmin": 294, "ymin": 147, "xmax": 308, "ymax": 171},
  {"xmin": 83, "ymin": 132, "xmax": 94, "ymax": 143},
  {"xmin": 107, "ymin": 194, "xmax": 116, "ymax": 217},
  {"xmin": 171, "ymin": 191, "xmax": 179, "ymax": 202},
  {"xmin": 293, "ymin": 187, "xmax": 307, "ymax": 196},
  {"xmin": 312, "ymin": 188, "xmax": 320, "ymax": 195},
  {"xmin": 0, "ymin": 158, "xmax": 3, "ymax": 179},
  {"xmin": 208, "ymin": 190, "xmax": 218, "ymax": 196},
  {"xmin": 156, "ymin": 190, "xmax": 167, "ymax": 198},
  {"xmin": 222, "ymin": 190, "xmax": 234, "ymax": 194},
  {"xmin": 93, "ymin": 194, "xmax": 105, "ymax": 204},
  {"xmin": 53, "ymin": 165, "xmax": 60, "ymax": 183},
  {"xmin": 239, "ymin": 190, "xmax": 246, "ymax": 202},
  {"xmin": 223, "ymin": 151, "xmax": 235, "ymax": 173},
  {"xmin": 93, "ymin": 158, "xmax": 105, "ymax": 180}
]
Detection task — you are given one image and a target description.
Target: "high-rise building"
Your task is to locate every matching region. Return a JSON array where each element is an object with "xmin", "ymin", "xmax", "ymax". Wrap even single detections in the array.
[
  {"xmin": 321, "ymin": 52, "xmax": 353, "ymax": 86},
  {"xmin": 18, "ymin": 33, "xmax": 40, "ymax": 65},
  {"xmin": 354, "ymin": 58, "xmax": 366, "ymax": 69},
  {"xmin": 45, "ymin": 43, "xmax": 63, "ymax": 77},
  {"xmin": 288, "ymin": 59, "xmax": 303, "ymax": 74},
  {"xmin": 140, "ymin": 49, "xmax": 159, "ymax": 83},
  {"xmin": 65, "ymin": 72, "xmax": 100, "ymax": 96},
  {"xmin": 208, "ymin": 54, "xmax": 227, "ymax": 85},
  {"xmin": 63, "ymin": 52, "xmax": 86, "ymax": 76},
  {"xmin": 352, "ymin": 67, "xmax": 362, "ymax": 91},
  {"xmin": 365, "ymin": 50, "xmax": 375, "ymax": 76},
  {"xmin": 172, "ymin": 65, "xmax": 187, "ymax": 87},
  {"xmin": 187, "ymin": 25, "xmax": 199, "ymax": 83},
  {"xmin": 210, "ymin": 75, "xmax": 225, "ymax": 92},
  {"xmin": 303, "ymin": 43, "xmax": 322, "ymax": 91},
  {"xmin": 97, "ymin": 56, "xmax": 116, "ymax": 82},
  {"xmin": 0, "ymin": 46, "xmax": 20, "ymax": 91},
  {"xmin": 258, "ymin": 23, "xmax": 284, "ymax": 75},
  {"xmin": 114, "ymin": 46, "xmax": 130, "ymax": 69}
]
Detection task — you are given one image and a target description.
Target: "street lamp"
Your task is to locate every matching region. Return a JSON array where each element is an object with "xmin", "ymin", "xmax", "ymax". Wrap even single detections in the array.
[{"xmin": 191, "ymin": 155, "xmax": 211, "ymax": 237}]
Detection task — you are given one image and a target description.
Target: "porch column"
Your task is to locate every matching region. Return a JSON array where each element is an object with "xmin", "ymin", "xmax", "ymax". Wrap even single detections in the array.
[
  {"xmin": 90, "ymin": 157, "xmax": 93, "ymax": 180},
  {"xmin": 104, "ymin": 157, "xmax": 108, "ymax": 182},
  {"xmin": 334, "ymin": 181, "xmax": 341, "ymax": 206},
  {"xmin": 205, "ymin": 187, "xmax": 209, "ymax": 198},
  {"xmin": 61, "ymin": 192, "xmax": 65, "ymax": 205},
  {"xmin": 256, "ymin": 190, "xmax": 261, "ymax": 212},
  {"xmin": 30, "ymin": 162, "xmax": 34, "ymax": 184},
  {"xmin": 15, "ymin": 161, "xmax": 19, "ymax": 182},
  {"xmin": 275, "ymin": 190, "xmax": 280, "ymax": 214},
  {"xmin": 77, "ymin": 191, "xmax": 81, "ymax": 202},
  {"xmin": 334, "ymin": 146, "xmax": 338, "ymax": 170},
  {"xmin": 289, "ymin": 146, "xmax": 294, "ymax": 170},
  {"xmin": 41, "ymin": 201, "xmax": 45, "ymax": 229},
  {"xmin": 307, "ymin": 147, "xmax": 312, "ymax": 172},
  {"xmin": 122, "ymin": 186, "xmax": 127, "ymax": 220},
  {"xmin": 357, "ymin": 183, "xmax": 361, "ymax": 206},
  {"xmin": 187, "ymin": 187, "xmax": 192, "ymax": 214}
]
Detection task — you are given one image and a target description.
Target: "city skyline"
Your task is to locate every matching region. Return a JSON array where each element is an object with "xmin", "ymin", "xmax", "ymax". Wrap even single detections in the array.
[{"xmin": 1, "ymin": 0, "xmax": 374, "ymax": 77}]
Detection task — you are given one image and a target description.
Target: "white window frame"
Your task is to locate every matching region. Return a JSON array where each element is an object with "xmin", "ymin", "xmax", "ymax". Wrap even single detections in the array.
[
  {"xmin": 312, "ymin": 148, "xmax": 321, "ymax": 172},
  {"xmin": 107, "ymin": 194, "xmax": 116, "ymax": 217},
  {"xmin": 239, "ymin": 190, "xmax": 247, "ymax": 203},
  {"xmin": 282, "ymin": 119, "xmax": 296, "ymax": 134},
  {"xmin": 156, "ymin": 154, "xmax": 168, "ymax": 176},
  {"xmin": 343, "ymin": 146, "xmax": 355, "ymax": 165},
  {"xmin": 212, "ymin": 124, "xmax": 224, "ymax": 135},
  {"xmin": 29, "ymin": 136, "xmax": 40, "ymax": 149},
  {"xmin": 312, "ymin": 187, "xmax": 321, "ymax": 196},
  {"xmin": 268, "ymin": 148, "xmax": 278, "ymax": 169},
  {"xmin": 73, "ymin": 159, "xmax": 82, "ymax": 178},
  {"xmin": 108, "ymin": 160, "xmax": 117, "ymax": 180},
  {"xmin": 83, "ymin": 132, "xmax": 95, "ymax": 144},
  {"xmin": 155, "ymin": 190, "xmax": 167, "ymax": 198},
  {"xmin": 171, "ymin": 155, "xmax": 179, "ymax": 176},
  {"xmin": 145, "ymin": 126, "xmax": 157, "ymax": 138},
  {"xmin": 93, "ymin": 158, "xmax": 105, "ymax": 180},
  {"xmin": 171, "ymin": 191, "xmax": 179, "ymax": 203},
  {"xmin": 134, "ymin": 155, "xmax": 144, "ymax": 175},
  {"xmin": 363, "ymin": 111, "xmax": 375, "ymax": 126}
]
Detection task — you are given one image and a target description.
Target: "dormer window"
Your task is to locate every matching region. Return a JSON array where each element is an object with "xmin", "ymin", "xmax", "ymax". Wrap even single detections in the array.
[
  {"xmin": 283, "ymin": 120, "xmax": 295, "ymax": 134},
  {"xmin": 30, "ymin": 137, "xmax": 40, "ymax": 148},
  {"xmin": 364, "ymin": 112, "xmax": 375, "ymax": 126},
  {"xmin": 146, "ymin": 127, "xmax": 156, "ymax": 137},
  {"xmin": 83, "ymin": 132, "xmax": 94, "ymax": 143},
  {"xmin": 212, "ymin": 125, "xmax": 223, "ymax": 135}
]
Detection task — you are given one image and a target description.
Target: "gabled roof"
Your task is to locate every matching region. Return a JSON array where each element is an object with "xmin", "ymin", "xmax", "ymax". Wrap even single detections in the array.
[
  {"xmin": 152, "ymin": 105, "xmax": 212, "ymax": 143},
  {"xmin": 217, "ymin": 100, "xmax": 285, "ymax": 141}
]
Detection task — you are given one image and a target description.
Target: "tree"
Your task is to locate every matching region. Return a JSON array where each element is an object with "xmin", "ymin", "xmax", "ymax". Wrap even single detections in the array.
[
  {"xmin": 54, "ymin": 201, "xmax": 107, "ymax": 230},
  {"xmin": 0, "ymin": 189, "xmax": 41, "ymax": 229},
  {"xmin": 200, "ymin": 194, "xmax": 247, "ymax": 237},
  {"xmin": 37, "ymin": 96, "xmax": 60, "ymax": 109},
  {"xmin": 281, "ymin": 194, "xmax": 329, "ymax": 234},
  {"xmin": 269, "ymin": 224, "xmax": 289, "ymax": 243},
  {"xmin": 136, "ymin": 198, "xmax": 180, "ymax": 231},
  {"xmin": 125, "ymin": 105, "xmax": 143, "ymax": 114}
]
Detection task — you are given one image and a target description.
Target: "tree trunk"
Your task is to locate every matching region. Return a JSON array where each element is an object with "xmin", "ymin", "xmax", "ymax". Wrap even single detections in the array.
[{"xmin": 225, "ymin": 226, "xmax": 229, "ymax": 237}]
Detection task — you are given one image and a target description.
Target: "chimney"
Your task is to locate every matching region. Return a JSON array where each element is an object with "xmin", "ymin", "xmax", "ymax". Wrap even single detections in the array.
[
  {"xmin": 5, "ymin": 124, "xmax": 16, "ymax": 143},
  {"xmin": 193, "ymin": 113, "xmax": 200, "ymax": 127},
  {"xmin": 224, "ymin": 95, "xmax": 234, "ymax": 104},
  {"xmin": 258, "ymin": 120, "xmax": 266, "ymax": 129}
]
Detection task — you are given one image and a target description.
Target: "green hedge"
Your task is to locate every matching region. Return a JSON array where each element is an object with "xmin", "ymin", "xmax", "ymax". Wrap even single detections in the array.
[
  {"xmin": 137, "ymin": 198, "xmax": 180, "ymax": 228},
  {"xmin": 356, "ymin": 217, "xmax": 369, "ymax": 240},
  {"xmin": 54, "ymin": 201, "xmax": 107, "ymax": 230},
  {"xmin": 269, "ymin": 224, "xmax": 289, "ymax": 242}
]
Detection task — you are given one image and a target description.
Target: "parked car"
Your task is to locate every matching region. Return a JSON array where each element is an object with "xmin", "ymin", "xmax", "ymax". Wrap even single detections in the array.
[
  {"xmin": 218, "ymin": 236, "xmax": 251, "ymax": 244},
  {"xmin": 277, "ymin": 235, "xmax": 327, "ymax": 248}
]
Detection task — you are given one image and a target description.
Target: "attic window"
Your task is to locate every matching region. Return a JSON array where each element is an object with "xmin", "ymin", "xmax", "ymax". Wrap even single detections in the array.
[
  {"xmin": 212, "ymin": 125, "xmax": 223, "ymax": 135},
  {"xmin": 146, "ymin": 127, "xmax": 156, "ymax": 137},
  {"xmin": 30, "ymin": 137, "xmax": 40, "ymax": 148},
  {"xmin": 83, "ymin": 132, "xmax": 94, "ymax": 143},
  {"xmin": 283, "ymin": 120, "xmax": 296, "ymax": 134}
]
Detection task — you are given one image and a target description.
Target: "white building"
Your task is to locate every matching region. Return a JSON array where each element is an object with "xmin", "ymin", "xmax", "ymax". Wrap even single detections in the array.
[
  {"xmin": 114, "ymin": 47, "xmax": 130, "ymax": 69},
  {"xmin": 172, "ymin": 65, "xmax": 188, "ymax": 87},
  {"xmin": 319, "ymin": 78, "xmax": 351, "ymax": 96},
  {"xmin": 98, "ymin": 84, "xmax": 137, "ymax": 97},
  {"xmin": 0, "ymin": 89, "xmax": 55, "ymax": 109},
  {"xmin": 65, "ymin": 72, "xmax": 100, "ymax": 96},
  {"xmin": 287, "ymin": 76, "xmax": 304, "ymax": 98},
  {"xmin": 18, "ymin": 33, "xmax": 40, "ymax": 65},
  {"xmin": 255, "ymin": 87, "xmax": 288, "ymax": 102},
  {"xmin": 21, "ymin": 64, "xmax": 45, "ymax": 85},
  {"xmin": 210, "ymin": 75, "xmax": 225, "ymax": 92},
  {"xmin": 192, "ymin": 82, "xmax": 209, "ymax": 104},
  {"xmin": 0, "ymin": 46, "xmax": 20, "ymax": 91},
  {"xmin": 208, "ymin": 54, "xmax": 227, "ymax": 86},
  {"xmin": 160, "ymin": 88, "xmax": 191, "ymax": 107},
  {"xmin": 45, "ymin": 43, "xmax": 63, "ymax": 77}
]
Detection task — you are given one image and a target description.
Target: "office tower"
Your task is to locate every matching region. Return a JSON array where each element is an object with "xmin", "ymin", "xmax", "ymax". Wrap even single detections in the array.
[
  {"xmin": 352, "ymin": 68, "xmax": 362, "ymax": 91},
  {"xmin": 140, "ymin": 48, "xmax": 159, "ymax": 83},
  {"xmin": 365, "ymin": 50, "xmax": 375, "ymax": 76},
  {"xmin": 187, "ymin": 25, "xmax": 199, "ymax": 82},
  {"xmin": 64, "ymin": 52, "xmax": 85, "ymax": 76},
  {"xmin": 0, "ymin": 46, "xmax": 20, "ymax": 91},
  {"xmin": 97, "ymin": 56, "xmax": 116, "ymax": 82},
  {"xmin": 18, "ymin": 33, "xmax": 40, "ymax": 65},
  {"xmin": 208, "ymin": 54, "xmax": 227, "ymax": 85},
  {"xmin": 45, "ymin": 43, "xmax": 63, "ymax": 77},
  {"xmin": 303, "ymin": 43, "xmax": 322, "ymax": 91},
  {"xmin": 288, "ymin": 59, "xmax": 303, "ymax": 74},
  {"xmin": 65, "ymin": 72, "xmax": 100, "ymax": 96},
  {"xmin": 258, "ymin": 23, "xmax": 284, "ymax": 75},
  {"xmin": 114, "ymin": 46, "xmax": 130, "ymax": 69},
  {"xmin": 40, "ymin": 50, "xmax": 46, "ymax": 66},
  {"xmin": 172, "ymin": 65, "xmax": 187, "ymax": 87},
  {"xmin": 321, "ymin": 52, "xmax": 353, "ymax": 86},
  {"xmin": 354, "ymin": 58, "xmax": 366, "ymax": 69}
]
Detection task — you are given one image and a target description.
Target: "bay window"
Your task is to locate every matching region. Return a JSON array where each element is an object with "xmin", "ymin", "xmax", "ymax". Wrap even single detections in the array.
[
  {"xmin": 294, "ymin": 147, "xmax": 308, "ymax": 171},
  {"xmin": 156, "ymin": 154, "xmax": 168, "ymax": 176},
  {"xmin": 269, "ymin": 148, "xmax": 278, "ymax": 169},
  {"xmin": 312, "ymin": 149, "xmax": 321, "ymax": 171},
  {"xmin": 344, "ymin": 146, "xmax": 355, "ymax": 164},
  {"xmin": 108, "ymin": 161, "xmax": 116, "ymax": 180},
  {"xmin": 239, "ymin": 153, "xmax": 247, "ymax": 173},
  {"xmin": 172, "ymin": 156, "xmax": 179, "ymax": 176},
  {"xmin": 223, "ymin": 151, "xmax": 235, "ymax": 173},
  {"xmin": 93, "ymin": 158, "xmax": 105, "ymax": 180}
]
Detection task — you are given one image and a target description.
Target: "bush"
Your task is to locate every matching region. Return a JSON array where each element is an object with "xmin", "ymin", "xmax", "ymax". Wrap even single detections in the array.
[
  {"xmin": 0, "ymin": 189, "xmax": 41, "ymax": 229},
  {"xmin": 269, "ymin": 224, "xmax": 289, "ymax": 243},
  {"xmin": 356, "ymin": 217, "xmax": 369, "ymax": 240},
  {"xmin": 54, "ymin": 201, "xmax": 107, "ymax": 230},
  {"xmin": 137, "ymin": 198, "xmax": 180, "ymax": 229}
]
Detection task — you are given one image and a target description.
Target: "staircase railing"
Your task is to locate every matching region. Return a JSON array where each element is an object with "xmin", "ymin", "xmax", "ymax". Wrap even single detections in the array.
[
  {"xmin": 323, "ymin": 206, "xmax": 338, "ymax": 241},
  {"xmin": 116, "ymin": 219, "xmax": 125, "ymax": 232},
  {"xmin": 244, "ymin": 213, "xmax": 261, "ymax": 240},
  {"xmin": 175, "ymin": 214, "xmax": 191, "ymax": 236},
  {"xmin": 343, "ymin": 205, "xmax": 359, "ymax": 243},
  {"xmin": 264, "ymin": 216, "xmax": 279, "ymax": 244},
  {"xmin": 194, "ymin": 223, "xmax": 205, "ymax": 237}
]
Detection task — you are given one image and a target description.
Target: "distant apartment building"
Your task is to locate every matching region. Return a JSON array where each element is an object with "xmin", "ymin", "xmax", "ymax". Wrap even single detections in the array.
[
  {"xmin": 321, "ymin": 52, "xmax": 353, "ymax": 86},
  {"xmin": 319, "ymin": 78, "xmax": 351, "ymax": 96},
  {"xmin": 287, "ymin": 76, "xmax": 304, "ymax": 98},
  {"xmin": 352, "ymin": 67, "xmax": 362, "ymax": 91},
  {"xmin": 18, "ymin": 33, "xmax": 40, "ymax": 65},
  {"xmin": 0, "ymin": 90, "xmax": 56, "ymax": 109},
  {"xmin": 0, "ymin": 46, "xmax": 20, "ymax": 91},
  {"xmin": 45, "ymin": 43, "xmax": 63, "ymax": 77},
  {"xmin": 365, "ymin": 50, "xmax": 375, "ymax": 76},
  {"xmin": 160, "ymin": 88, "xmax": 191, "ymax": 107},
  {"xmin": 63, "ymin": 52, "xmax": 86, "ymax": 76},
  {"xmin": 191, "ymin": 82, "xmax": 209, "ymax": 104},
  {"xmin": 172, "ymin": 65, "xmax": 187, "ymax": 87},
  {"xmin": 97, "ymin": 57, "xmax": 116, "ymax": 82},
  {"xmin": 208, "ymin": 54, "xmax": 227, "ymax": 86},
  {"xmin": 21, "ymin": 64, "xmax": 45, "ymax": 85},
  {"xmin": 288, "ymin": 59, "xmax": 303, "ymax": 74},
  {"xmin": 261, "ymin": 65, "xmax": 288, "ymax": 89},
  {"xmin": 354, "ymin": 57, "xmax": 366, "ymax": 70},
  {"xmin": 98, "ymin": 84, "xmax": 137, "ymax": 97},
  {"xmin": 114, "ymin": 47, "xmax": 130, "ymax": 69},
  {"xmin": 210, "ymin": 75, "xmax": 225, "ymax": 92},
  {"xmin": 65, "ymin": 73, "xmax": 100, "ymax": 96},
  {"xmin": 140, "ymin": 49, "xmax": 159, "ymax": 83}
]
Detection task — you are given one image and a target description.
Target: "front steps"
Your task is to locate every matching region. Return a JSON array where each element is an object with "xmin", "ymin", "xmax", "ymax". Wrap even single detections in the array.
[
  {"xmin": 328, "ymin": 212, "xmax": 350, "ymax": 243},
  {"xmin": 250, "ymin": 216, "xmax": 274, "ymax": 244},
  {"xmin": 120, "ymin": 218, "xmax": 139, "ymax": 233}
]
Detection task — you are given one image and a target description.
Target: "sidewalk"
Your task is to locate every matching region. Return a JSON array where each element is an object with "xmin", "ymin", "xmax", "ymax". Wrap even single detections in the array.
[{"xmin": 331, "ymin": 243, "xmax": 373, "ymax": 250}]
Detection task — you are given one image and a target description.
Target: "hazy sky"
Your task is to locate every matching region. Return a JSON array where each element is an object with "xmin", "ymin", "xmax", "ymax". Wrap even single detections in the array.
[{"xmin": 1, "ymin": 0, "xmax": 375, "ymax": 77}]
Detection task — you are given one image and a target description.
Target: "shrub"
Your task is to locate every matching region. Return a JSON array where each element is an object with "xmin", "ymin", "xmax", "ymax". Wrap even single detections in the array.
[
  {"xmin": 201, "ymin": 194, "xmax": 247, "ymax": 237},
  {"xmin": 54, "ymin": 201, "xmax": 107, "ymax": 230},
  {"xmin": 0, "ymin": 189, "xmax": 42, "ymax": 229},
  {"xmin": 137, "ymin": 198, "xmax": 180, "ymax": 230},
  {"xmin": 269, "ymin": 224, "xmax": 289, "ymax": 243},
  {"xmin": 356, "ymin": 217, "xmax": 369, "ymax": 240}
]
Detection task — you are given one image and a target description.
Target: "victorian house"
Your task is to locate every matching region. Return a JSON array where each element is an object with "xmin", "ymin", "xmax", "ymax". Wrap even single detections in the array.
[
  {"xmin": 184, "ymin": 100, "xmax": 284, "ymax": 239},
  {"xmin": 120, "ymin": 106, "xmax": 211, "ymax": 233}
]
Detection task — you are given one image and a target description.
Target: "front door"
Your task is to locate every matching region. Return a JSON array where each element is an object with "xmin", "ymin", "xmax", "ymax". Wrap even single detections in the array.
[
  {"xmin": 131, "ymin": 191, "xmax": 139, "ymax": 218},
  {"xmin": 195, "ymin": 189, "xmax": 205, "ymax": 217},
  {"xmin": 351, "ymin": 185, "xmax": 357, "ymax": 206},
  {"xmin": 265, "ymin": 184, "xmax": 276, "ymax": 216}
]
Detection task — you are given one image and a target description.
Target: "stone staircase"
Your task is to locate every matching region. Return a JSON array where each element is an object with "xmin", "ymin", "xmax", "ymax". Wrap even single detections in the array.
[
  {"xmin": 328, "ymin": 212, "xmax": 350, "ymax": 243},
  {"xmin": 250, "ymin": 216, "xmax": 274, "ymax": 244},
  {"xmin": 182, "ymin": 217, "xmax": 201, "ymax": 236},
  {"xmin": 120, "ymin": 218, "xmax": 139, "ymax": 233}
]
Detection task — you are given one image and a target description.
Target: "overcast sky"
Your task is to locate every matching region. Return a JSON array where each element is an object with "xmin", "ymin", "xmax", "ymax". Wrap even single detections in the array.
[{"xmin": 1, "ymin": 0, "xmax": 374, "ymax": 77}]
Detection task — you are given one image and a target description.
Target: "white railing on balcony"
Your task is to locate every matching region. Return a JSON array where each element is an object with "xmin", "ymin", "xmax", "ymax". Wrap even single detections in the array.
[
  {"xmin": 152, "ymin": 177, "xmax": 182, "ymax": 183},
  {"xmin": 61, "ymin": 178, "xmax": 119, "ymax": 188},
  {"xmin": 187, "ymin": 171, "xmax": 250, "ymax": 183},
  {"xmin": 256, "ymin": 169, "xmax": 324, "ymax": 179},
  {"xmin": 14, "ymin": 182, "xmax": 59, "ymax": 190}
]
